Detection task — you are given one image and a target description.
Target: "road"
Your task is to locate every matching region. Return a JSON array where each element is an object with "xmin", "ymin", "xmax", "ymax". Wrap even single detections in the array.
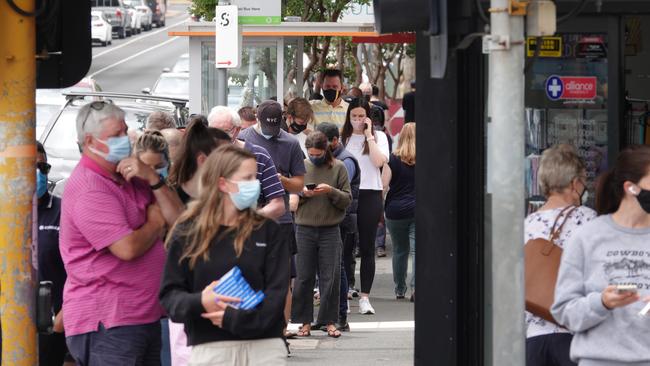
[{"xmin": 87, "ymin": 3, "xmax": 189, "ymax": 94}]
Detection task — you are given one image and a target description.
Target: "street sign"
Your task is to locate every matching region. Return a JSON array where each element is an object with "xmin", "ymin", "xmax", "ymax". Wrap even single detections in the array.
[
  {"xmin": 215, "ymin": 5, "xmax": 241, "ymax": 69},
  {"xmin": 545, "ymin": 75, "xmax": 597, "ymax": 101},
  {"xmin": 232, "ymin": 0, "xmax": 281, "ymax": 24},
  {"xmin": 526, "ymin": 37, "xmax": 562, "ymax": 58}
]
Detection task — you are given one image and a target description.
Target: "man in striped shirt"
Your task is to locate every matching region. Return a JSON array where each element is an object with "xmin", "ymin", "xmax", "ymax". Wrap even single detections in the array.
[
  {"xmin": 207, "ymin": 105, "xmax": 286, "ymax": 220},
  {"xmin": 310, "ymin": 69, "xmax": 349, "ymax": 128}
]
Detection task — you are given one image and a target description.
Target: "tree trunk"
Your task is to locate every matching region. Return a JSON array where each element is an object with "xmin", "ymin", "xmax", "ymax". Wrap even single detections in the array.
[
  {"xmin": 336, "ymin": 38, "xmax": 346, "ymax": 70},
  {"xmin": 351, "ymin": 43, "xmax": 363, "ymax": 86}
]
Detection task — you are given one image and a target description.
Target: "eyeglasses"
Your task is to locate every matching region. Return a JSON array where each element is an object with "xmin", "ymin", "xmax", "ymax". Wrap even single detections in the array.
[
  {"xmin": 81, "ymin": 101, "xmax": 110, "ymax": 131},
  {"xmin": 37, "ymin": 161, "xmax": 51, "ymax": 175}
]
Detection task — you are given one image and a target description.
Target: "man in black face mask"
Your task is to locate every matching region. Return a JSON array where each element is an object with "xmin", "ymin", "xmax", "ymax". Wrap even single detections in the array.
[
  {"xmin": 284, "ymin": 97, "xmax": 314, "ymax": 156},
  {"xmin": 310, "ymin": 68, "xmax": 349, "ymax": 129}
]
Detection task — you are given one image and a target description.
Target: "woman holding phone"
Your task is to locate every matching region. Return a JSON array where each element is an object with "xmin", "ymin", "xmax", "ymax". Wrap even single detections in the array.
[
  {"xmin": 341, "ymin": 97, "xmax": 390, "ymax": 315},
  {"xmin": 159, "ymin": 145, "xmax": 290, "ymax": 365},
  {"xmin": 292, "ymin": 132, "xmax": 351, "ymax": 338},
  {"xmin": 552, "ymin": 145, "xmax": 650, "ymax": 366}
]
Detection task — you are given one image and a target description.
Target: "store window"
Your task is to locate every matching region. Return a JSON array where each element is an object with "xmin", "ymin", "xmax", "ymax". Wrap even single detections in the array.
[
  {"xmin": 525, "ymin": 34, "xmax": 609, "ymax": 212},
  {"xmin": 201, "ymin": 43, "xmax": 278, "ymax": 112}
]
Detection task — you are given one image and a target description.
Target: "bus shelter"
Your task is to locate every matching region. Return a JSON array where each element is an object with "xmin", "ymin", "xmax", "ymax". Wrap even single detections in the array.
[{"xmin": 169, "ymin": 22, "xmax": 376, "ymax": 114}]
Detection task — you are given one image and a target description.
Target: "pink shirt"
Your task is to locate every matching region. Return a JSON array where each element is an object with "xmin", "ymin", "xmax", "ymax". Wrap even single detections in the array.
[{"xmin": 60, "ymin": 155, "xmax": 165, "ymax": 336}]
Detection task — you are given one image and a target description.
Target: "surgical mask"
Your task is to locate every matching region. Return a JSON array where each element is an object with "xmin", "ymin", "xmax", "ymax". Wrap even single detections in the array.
[
  {"xmin": 37, "ymin": 170, "xmax": 48, "ymax": 199},
  {"xmin": 290, "ymin": 121, "xmax": 307, "ymax": 134},
  {"xmin": 89, "ymin": 135, "xmax": 132, "ymax": 163},
  {"xmin": 157, "ymin": 166, "xmax": 169, "ymax": 179},
  {"xmin": 635, "ymin": 188, "xmax": 650, "ymax": 213},
  {"xmin": 309, "ymin": 154, "xmax": 327, "ymax": 166},
  {"xmin": 351, "ymin": 119, "xmax": 365, "ymax": 131},
  {"xmin": 229, "ymin": 179, "xmax": 261, "ymax": 210},
  {"xmin": 580, "ymin": 189, "xmax": 589, "ymax": 206},
  {"xmin": 323, "ymin": 89, "xmax": 340, "ymax": 103}
]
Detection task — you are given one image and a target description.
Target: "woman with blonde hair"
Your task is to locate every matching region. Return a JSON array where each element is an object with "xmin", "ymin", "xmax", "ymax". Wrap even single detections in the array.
[
  {"xmin": 133, "ymin": 130, "xmax": 170, "ymax": 179},
  {"xmin": 381, "ymin": 122, "xmax": 416, "ymax": 301},
  {"xmin": 159, "ymin": 144, "xmax": 290, "ymax": 365},
  {"xmin": 524, "ymin": 144, "xmax": 595, "ymax": 366}
]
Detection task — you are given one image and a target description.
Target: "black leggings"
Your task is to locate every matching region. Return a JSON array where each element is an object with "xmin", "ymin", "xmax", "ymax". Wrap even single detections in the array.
[{"xmin": 357, "ymin": 190, "xmax": 383, "ymax": 294}]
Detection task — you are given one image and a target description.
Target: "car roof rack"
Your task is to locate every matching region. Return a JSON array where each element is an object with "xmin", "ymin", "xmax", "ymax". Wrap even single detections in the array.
[{"xmin": 63, "ymin": 91, "xmax": 189, "ymax": 110}]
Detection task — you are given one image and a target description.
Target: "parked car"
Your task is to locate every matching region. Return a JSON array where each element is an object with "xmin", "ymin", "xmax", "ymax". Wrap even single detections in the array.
[
  {"xmin": 91, "ymin": 0, "xmax": 133, "ymax": 39},
  {"xmin": 36, "ymin": 78, "xmax": 103, "ymax": 138},
  {"xmin": 127, "ymin": 5, "xmax": 143, "ymax": 34},
  {"xmin": 146, "ymin": 0, "xmax": 166, "ymax": 27},
  {"xmin": 142, "ymin": 72, "xmax": 189, "ymax": 99},
  {"xmin": 91, "ymin": 11, "xmax": 113, "ymax": 47},
  {"xmin": 39, "ymin": 92, "xmax": 189, "ymax": 194},
  {"xmin": 124, "ymin": 0, "xmax": 153, "ymax": 31}
]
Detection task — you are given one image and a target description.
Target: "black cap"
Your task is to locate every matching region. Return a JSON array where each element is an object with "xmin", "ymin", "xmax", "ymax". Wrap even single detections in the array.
[{"xmin": 257, "ymin": 100, "xmax": 283, "ymax": 136}]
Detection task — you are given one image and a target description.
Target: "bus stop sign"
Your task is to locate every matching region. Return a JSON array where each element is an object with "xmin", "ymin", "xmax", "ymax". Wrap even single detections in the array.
[{"xmin": 215, "ymin": 5, "xmax": 241, "ymax": 68}]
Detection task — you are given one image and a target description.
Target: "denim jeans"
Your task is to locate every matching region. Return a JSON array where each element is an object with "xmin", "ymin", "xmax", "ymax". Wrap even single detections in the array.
[
  {"xmin": 292, "ymin": 225, "xmax": 342, "ymax": 324},
  {"xmin": 386, "ymin": 217, "xmax": 415, "ymax": 296}
]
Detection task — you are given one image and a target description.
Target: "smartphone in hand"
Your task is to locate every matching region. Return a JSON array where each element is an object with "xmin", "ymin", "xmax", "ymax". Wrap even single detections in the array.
[
  {"xmin": 616, "ymin": 284, "xmax": 638, "ymax": 294},
  {"xmin": 305, "ymin": 183, "xmax": 317, "ymax": 190}
]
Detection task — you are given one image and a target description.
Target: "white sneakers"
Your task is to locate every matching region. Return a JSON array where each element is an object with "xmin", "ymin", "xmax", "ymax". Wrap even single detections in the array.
[{"xmin": 358, "ymin": 297, "xmax": 376, "ymax": 315}]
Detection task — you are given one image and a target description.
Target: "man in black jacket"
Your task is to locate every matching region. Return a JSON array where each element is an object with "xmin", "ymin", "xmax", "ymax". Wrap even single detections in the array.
[{"xmin": 316, "ymin": 122, "xmax": 360, "ymax": 331}]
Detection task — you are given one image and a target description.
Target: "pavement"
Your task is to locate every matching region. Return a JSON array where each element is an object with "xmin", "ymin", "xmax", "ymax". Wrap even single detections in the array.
[{"xmin": 287, "ymin": 236, "xmax": 415, "ymax": 366}]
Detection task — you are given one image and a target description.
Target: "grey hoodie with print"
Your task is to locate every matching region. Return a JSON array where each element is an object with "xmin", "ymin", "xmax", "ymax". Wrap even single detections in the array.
[{"xmin": 551, "ymin": 215, "xmax": 650, "ymax": 366}]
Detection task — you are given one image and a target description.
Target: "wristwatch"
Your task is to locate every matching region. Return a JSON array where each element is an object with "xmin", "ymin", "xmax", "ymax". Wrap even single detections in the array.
[{"xmin": 150, "ymin": 177, "xmax": 166, "ymax": 190}]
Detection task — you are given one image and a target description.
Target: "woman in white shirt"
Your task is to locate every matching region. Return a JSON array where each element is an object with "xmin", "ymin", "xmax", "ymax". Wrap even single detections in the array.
[{"xmin": 341, "ymin": 97, "xmax": 389, "ymax": 315}]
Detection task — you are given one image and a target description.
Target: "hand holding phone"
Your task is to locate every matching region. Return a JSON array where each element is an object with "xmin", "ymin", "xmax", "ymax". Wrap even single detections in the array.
[
  {"xmin": 616, "ymin": 284, "xmax": 638, "ymax": 294},
  {"xmin": 305, "ymin": 183, "xmax": 317, "ymax": 190}
]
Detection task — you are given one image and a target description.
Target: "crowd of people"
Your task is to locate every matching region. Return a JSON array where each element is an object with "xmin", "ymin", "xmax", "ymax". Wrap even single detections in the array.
[{"xmin": 35, "ymin": 68, "xmax": 417, "ymax": 365}]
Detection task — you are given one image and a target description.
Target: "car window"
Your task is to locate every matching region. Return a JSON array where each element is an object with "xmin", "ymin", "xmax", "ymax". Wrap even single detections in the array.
[
  {"xmin": 123, "ymin": 0, "xmax": 143, "ymax": 6},
  {"xmin": 91, "ymin": 0, "xmax": 121, "ymax": 7},
  {"xmin": 153, "ymin": 77, "xmax": 189, "ymax": 97},
  {"xmin": 43, "ymin": 105, "xmax": 150, "ymax": 161},
  {"xmin": 36, "ymin": 104, "xmax": 62, "ymax": 139},
  {"xmin": 91, "ymin": 15, "xmax": 100, "ymax": 21}
]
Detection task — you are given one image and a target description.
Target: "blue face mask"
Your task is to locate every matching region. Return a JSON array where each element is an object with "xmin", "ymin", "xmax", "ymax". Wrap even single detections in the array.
[
  {"xmin": 157, "ymin": 166, "xmax": 169, "ymax": 179},
  {"xmin": 228, "ymin": 179, "xmax": 261, "ymax": 210},
  {"xmin": 261, "ymin": 133, "xmax": 274, "ymax": 140},
  {"xmin": 37, "ymin": 170, "xmax": 48, "ymax": 198},
  {"xmin": 309, "ymin": 154, "xmax": 327, "ymax": 166},
  {"xmin": 90, "ymin": 135, "xmax": 132, "ymax": 163}
]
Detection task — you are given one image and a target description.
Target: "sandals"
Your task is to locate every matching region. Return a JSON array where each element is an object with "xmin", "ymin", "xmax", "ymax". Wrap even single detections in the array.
[
  {"xmin": 326, "ymin": 326, "xmax": 341, "ymax": 338},
  {"xmin": 296, "ymin": 326, "xmax": 311, "ymax": 337}
]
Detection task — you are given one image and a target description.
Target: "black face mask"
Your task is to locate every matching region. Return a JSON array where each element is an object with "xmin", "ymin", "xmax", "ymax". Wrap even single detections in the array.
[
  {"xmin": 636, "ymin": 189, "xmax": 650, "ymax": 213},
  {"xmin": 290, "ymin": 122, "xmax": 307, "ymax": 134},
  {"xmin": 322, "ymin": 89, "xmax": 339, "ymax": 103},
  {"xmin": 309, "ymin": 155, "xmax": 327, "ymax": 166}
]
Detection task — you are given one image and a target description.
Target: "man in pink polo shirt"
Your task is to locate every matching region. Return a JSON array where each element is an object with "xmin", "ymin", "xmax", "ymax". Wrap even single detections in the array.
[{"xmin": 60, "ymin": 101, "xmax": 183, "ymax": 366}]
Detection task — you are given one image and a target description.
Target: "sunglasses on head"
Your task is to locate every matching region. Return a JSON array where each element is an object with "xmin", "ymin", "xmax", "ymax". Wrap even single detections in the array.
[
  {"xmin": 37, "ymin": 161, "xmax": 51, "ymax": 175},
  {"xmin": 81, "ymin": 101, "xmax": 111, "ymax": 131}
]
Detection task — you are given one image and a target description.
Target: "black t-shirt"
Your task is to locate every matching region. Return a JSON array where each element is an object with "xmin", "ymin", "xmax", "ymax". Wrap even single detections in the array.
[
  {"xmin": 385, "ymin": 154, "xmax": 415, "ymax": 220},
  {"xmin": 159, "ymin": 220, "xmax": 289, "ymax": 345},
  {"xmin": 38, "ymin": 194, "xmax": 66, "ymax": 313},
  {"xmin": 371, "ymin": 100, "xmax": 389, "ymax": 111}
]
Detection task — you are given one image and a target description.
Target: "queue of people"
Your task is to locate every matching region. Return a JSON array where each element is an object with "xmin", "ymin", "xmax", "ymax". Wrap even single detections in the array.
[{"xmin": 35, "ymin": 69, "xmax": 416, "ymax": 365}]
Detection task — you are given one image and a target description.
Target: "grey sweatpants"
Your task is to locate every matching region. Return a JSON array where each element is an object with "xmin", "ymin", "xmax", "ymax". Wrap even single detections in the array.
[{"xmin": 292, "ymin": 225, "xmax": 341, "ymax": 325}]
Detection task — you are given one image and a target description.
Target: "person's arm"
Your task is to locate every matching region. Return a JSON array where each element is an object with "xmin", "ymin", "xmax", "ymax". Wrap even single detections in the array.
[
  {"xmin": 159, "ymin": 228, "xmax": 205, "ymax": 322},
  {"xmin": 117, "ymin": 157, "xmax": 184, "ymax": 225},
  {"xmin": 382, "ymin": 162, "xmax": 392, "ymax": 197},
  {"xmin": 288, "ymin": 194, "xmax": 300, "ymax": 212},
  {"xmin": 279, "ymin": 175, "xmax": 304, "ymax": 193},
  {"xmin": 342, "ymin": 158, "xmax": 355, "ymax": 184},
  {"xmin": 258, "ymin": 197, "xmax": 285, "ymax": 220},
  {"xmin": 221, "ymin": 223, "xmax": 290, "ymax": 338},
  {"xmin": 279, "ymin": 142, "xmax": 307, "ymax": 193},
  {"xmin": 325, "ymin": 165, "xmax": 352, "ymax": 211},
  {"xmin": 364, "ymin": 119, "xmax": 389, "ymax": 168},
  {"xmin": 108, "ymin": 204, "xmax": 166, "ymax": 261},
  {"xmin": 551, "ymin": 234, "xmax": 611, "ymax": 332}
]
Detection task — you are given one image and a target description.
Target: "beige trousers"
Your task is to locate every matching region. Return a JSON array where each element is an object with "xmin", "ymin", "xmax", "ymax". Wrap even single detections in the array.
[{"xmin": 189, "ymin": 338, "xmax": 287, "ymax": 366}]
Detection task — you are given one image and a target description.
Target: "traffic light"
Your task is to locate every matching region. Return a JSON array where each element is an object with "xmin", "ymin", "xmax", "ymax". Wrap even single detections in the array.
[
  {"xmin": 373, "ymin": 0, "xmax": 443, "ymax": 35},
  {"xmin": 36, "ymin": 0, "xmax": 92, "ymax": 88}
]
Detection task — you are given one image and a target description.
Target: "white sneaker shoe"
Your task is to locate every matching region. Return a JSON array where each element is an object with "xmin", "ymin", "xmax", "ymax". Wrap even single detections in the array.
[
  {"xmin": 359, "ymin": 297, "xmax": 376, "ymax": 315},
  {"xmin": 347, "ymin": 300, "xmax": 351, "ymax": 314}
]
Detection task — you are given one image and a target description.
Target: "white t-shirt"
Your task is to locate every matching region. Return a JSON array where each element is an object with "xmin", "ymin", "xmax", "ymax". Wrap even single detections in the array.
[
  {"xmin": 294, "ymin": 131, "xmax": 308, "ymax": 157},
  {"xmin": 346, "ymin": 131, "xmax": 390, "ymax": 190},
  {"xmin": 523, "ymin": 205, "xmax": 597, "ymax": 339}
]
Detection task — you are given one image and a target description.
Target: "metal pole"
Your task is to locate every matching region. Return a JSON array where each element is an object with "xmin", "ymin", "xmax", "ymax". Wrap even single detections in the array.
[
  {"xmin": 216, "ymin": 0, "xmax": 230, "ymax": 106},
  {"xmin": 0, "ymin": 0, "xmax": 38, "ymax": 364},
  {"xmin": 486, "ymin": 0, "xmax": 526, "ymax": 364}
]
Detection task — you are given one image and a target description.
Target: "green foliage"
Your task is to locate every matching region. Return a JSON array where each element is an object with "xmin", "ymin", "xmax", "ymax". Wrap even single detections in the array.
[{"xmin": 189, "ymin": 0, "xmax": 217, "ymax": 20}]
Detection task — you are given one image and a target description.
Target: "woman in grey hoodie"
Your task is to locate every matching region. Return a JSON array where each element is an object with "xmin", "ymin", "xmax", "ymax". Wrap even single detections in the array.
[{"xmin": 552, "ymin": 146, "xmax": 650, "ymax": 366}]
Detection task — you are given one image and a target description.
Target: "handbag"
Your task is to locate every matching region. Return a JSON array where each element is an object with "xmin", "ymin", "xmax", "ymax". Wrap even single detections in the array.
[{"xmin": 524, "ymin": 206, "xmax": 576, "ymax": 325}]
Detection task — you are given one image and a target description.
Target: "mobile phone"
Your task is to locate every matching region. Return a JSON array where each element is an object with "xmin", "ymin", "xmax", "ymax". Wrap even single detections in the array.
[
  {"xmin": 616, "ymin": 284, "xmax": 638, "ymax": 294},
  {"xmin": 306, "ymin": 183, "xmax": 317, "ymax": 190}
]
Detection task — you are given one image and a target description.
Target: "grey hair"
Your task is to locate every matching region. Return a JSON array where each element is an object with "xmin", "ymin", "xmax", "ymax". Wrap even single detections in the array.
[
  {"xmin": 207, "ymin": 105, "xmax": 241, "ymax": 127},
  {"xmin": 537, "ymin": 144, "xmax": 586, "ymax": 197},
  {"xmin": 76, "ymin": 102, "xmax": 126, "ymax": 145}
]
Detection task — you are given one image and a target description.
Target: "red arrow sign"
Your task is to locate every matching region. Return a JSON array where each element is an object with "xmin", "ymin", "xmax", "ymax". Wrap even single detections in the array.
[{"xmin": 217, "ymin": 61, "xmax": 232, "ymax": 65}]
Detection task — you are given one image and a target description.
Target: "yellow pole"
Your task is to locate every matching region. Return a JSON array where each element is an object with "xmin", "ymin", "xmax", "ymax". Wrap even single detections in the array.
[{"xmin": 0, "ymin": 0, "xmax": 38, "ymax": 364}]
